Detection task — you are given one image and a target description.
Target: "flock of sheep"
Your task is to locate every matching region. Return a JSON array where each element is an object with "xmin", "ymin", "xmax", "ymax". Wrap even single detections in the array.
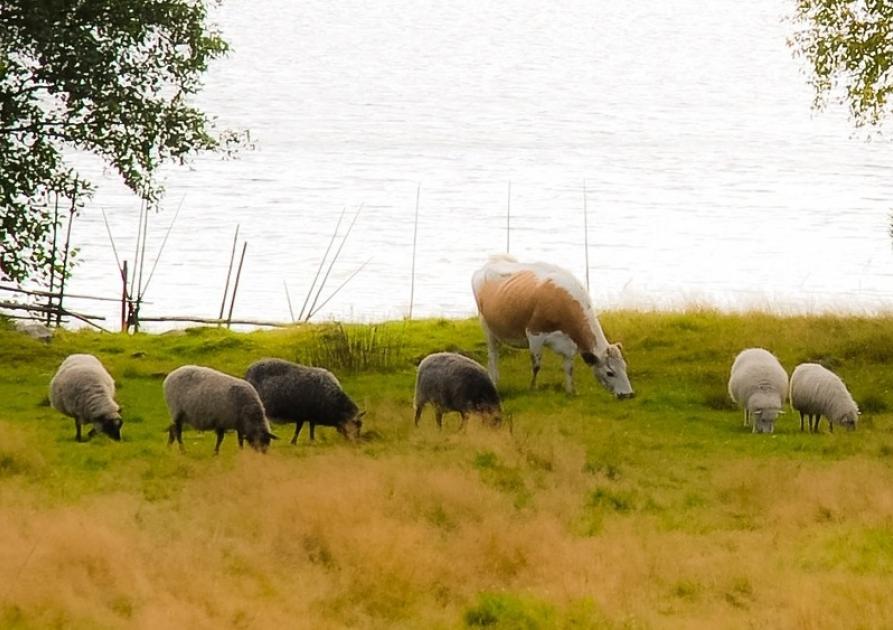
[
  {"xmin": 729, "ymin": 348, "xmax": 859, "ymax": 434},
  {"xmin": 45, "ymin": 256, "xmax": 860, "ymax": 449}
]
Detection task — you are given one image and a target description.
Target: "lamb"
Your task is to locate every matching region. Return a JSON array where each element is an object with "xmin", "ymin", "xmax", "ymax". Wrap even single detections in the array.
[
  {"xmin": 790, "ymin": 363, "xmax": 859, "ymax": 433},
  {"xmin": 49, "ymin": 354, "xmax": 123, "ymax": 442},
  {"xmin": 413, "ymin": 352, "xmax": 503, "ymax": 430},
  {"xmin": 728, "ymin": 348, "xmax": 788, "ymax": 433},
  {"xmin": 163, "ymin": 365, "xmax": 278, "ymax": 454},
  {"xmin": 244, "ymin": 358, "xmax": 363, "ymax": 443}
]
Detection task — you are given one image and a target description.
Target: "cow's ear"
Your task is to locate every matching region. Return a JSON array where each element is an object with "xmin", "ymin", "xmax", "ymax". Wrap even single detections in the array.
[{"xmin": 581, "ymin": 352, "xmax": 599, "ymax": 366}]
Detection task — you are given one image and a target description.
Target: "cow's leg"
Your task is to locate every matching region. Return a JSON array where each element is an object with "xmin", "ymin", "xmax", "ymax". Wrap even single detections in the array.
[
  {"xmin": 526, "ymin": 332, "xmax": 546, "ymax": 389},
  {"xmin": 544, "ymin": 332, "xmax": 578, "ymax": 395},
  {"xmin": 481, "ymin": 319, "xmax": 501, "ymax": 385}
]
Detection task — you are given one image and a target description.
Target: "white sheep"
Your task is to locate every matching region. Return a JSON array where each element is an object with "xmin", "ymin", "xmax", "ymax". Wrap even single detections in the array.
[
  {"xmin": 49, "ymin": 354, "xmax": 122, "ymax": 441},
  {"xmin": 163, "ymin": 365, "xmax": 278, "ymax": 454},
  {"xmin": 728, "ymin": 348, "xmax": 788, "ymax": 433},
  {"xmin": 790, "ymin": 363, "xmax": 859, "ymax": 433}
]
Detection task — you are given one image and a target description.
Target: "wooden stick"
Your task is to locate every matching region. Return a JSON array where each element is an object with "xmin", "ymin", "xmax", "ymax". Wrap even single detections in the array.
[
  {"xmin": 0, "ymin": 301, "xmax": 104, "ymax": 320},
  {"xmin": 121, "ymin": 260, "xmax": 129, "ymax": 332},
  {"xmin": 299, "ymin": 207, "xmax": 347, "ymax": 321},
  {"xmin": 46, "ymin": 193, "xmax": 60, "ymax": 325},
  {"xmin": 583, "ymin": 180, "xmax": 590, "ymax": 292},
  {"xmin": 136, "ymin": 199, "xmax": 150, "ymax": 302},
  {"xmin": 56, "ymin": 191, "xmax": 77, "ymax": 326},
  {"xmin": 308, "ymin": 257, "xmax": 372, "ymax": 320},
  {"xmin": 140, "ymin": 195, "xmax": 184, "ymax": 298},
  {"xmin": 306, "ymin": 204, "xmax": 362, "ymax": 321},
  {"xmin": 130, "ymin": 197, "xmax": 145, "ymax": 292},
  {"xmin": 100, "ymin": 207, "xmax": 124, "ymax": 276},
  {"xmin": 0, "ymin": 285, "xmax": 146, "ymax": 303},
  {"xmin": 506, "ymin": 181, "xmax": 511, "ymax": 254},
  {"xmin": 284, "ymin": 280, "xmax": 295, "ymax": 322},
  {"xmin": 226, "ymin": 242, "xmax": 247, "ymax": 328},
  {"xmin": 408, "ymin": 185, "xmax": 420, "ymax": 320},
  {"xmin": 139, "ymin": 315, "xmax": 291, "ymax": 328},
  {"xmin": 218, "ymin": 225, "xmax": 240, "ymax": 322}
]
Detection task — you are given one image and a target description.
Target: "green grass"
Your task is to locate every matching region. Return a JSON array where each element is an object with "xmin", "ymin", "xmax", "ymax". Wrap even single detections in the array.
[{"xmin": 1, "ymin": 310, "xmax": 893, "ymax": 628}]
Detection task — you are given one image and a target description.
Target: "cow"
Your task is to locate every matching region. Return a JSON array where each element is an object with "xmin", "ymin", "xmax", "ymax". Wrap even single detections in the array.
[{"xmin": 471, "ymin": 255, "xmax": 633, "ymax": 398}]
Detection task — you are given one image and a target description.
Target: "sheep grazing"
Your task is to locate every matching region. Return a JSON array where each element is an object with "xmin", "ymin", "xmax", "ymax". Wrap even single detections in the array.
[
  {"xmin": 728, "ymin": 348, "xmax": 788, "ymax": 434},
  {"xmin": 244, "ymin": 358, "xmax": 363, "ymax": 444},
  {"xmin": 49, "ymin": 354, "xmax": 122, "ymax": 442},
  {"xmin": 163, "ymin": 365, "xmax": 278, "ymax": 454},
  {"xmin": 414, "ymin": 352, "xmax": 503, "ymax": 430},
  {"xmin": 790, "ymin": 363, "xmax": 859, "ymax": 433}
]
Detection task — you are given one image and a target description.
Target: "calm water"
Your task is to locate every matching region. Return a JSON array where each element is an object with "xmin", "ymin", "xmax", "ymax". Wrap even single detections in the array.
[{"xmin": 62, "ymin": 0, "xmax": 893, "ymax": 328}]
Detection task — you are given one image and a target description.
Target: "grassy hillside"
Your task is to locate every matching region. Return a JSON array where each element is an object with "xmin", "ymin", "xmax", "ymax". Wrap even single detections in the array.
[{"xmin": 1, "ymin": 311, "xmax": 893, "ymax": 629}]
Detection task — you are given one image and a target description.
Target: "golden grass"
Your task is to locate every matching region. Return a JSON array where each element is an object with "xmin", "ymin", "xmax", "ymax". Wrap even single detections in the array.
[{"xmin": 2, "ymin": 427, "xmax": 893, "ymax": 628}]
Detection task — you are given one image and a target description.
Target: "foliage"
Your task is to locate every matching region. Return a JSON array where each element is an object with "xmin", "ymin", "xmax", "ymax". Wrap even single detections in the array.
[
  {"xmin": 0, "ymin": 0, "xmax": 232, "ymax": 282},
  {"xmin": 790, "ymin": 0, "xmax": 893, "ymax": 129}
]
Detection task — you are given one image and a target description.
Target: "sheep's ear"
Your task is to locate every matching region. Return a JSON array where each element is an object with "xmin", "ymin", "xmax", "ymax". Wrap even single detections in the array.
[
  {"xmin": 753, "ymin": 410, "xmax": 763, "ymax": 417},
  {"xmin": 615, "ymin": 342, "xmax": 624, "ymax": 352},
  {"xmin": 357, "ymin": 410, "xmax": 367, "ymax": 419},
  {"xmin": 115, "ymin": 418, "xmax": 123, "ymax": 428},
  {"xmin": 266, "ymin": 431, "xmax": 279, "ymax": 440}
]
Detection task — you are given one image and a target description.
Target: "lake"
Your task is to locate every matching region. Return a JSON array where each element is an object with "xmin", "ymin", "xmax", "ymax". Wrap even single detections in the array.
[{"xmin": 61, "ymin": 0, "xmax": 893, "ymax": 329}]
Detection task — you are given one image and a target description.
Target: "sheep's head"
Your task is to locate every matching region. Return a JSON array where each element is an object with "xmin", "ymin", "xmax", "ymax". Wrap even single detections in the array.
[
  {"xmin": 100, "ymin": 412, "xmax": 123, "ymax": 441},
  {"xmin": 751, "ymin": 407, "xmax": 781, "ymax": 433},
  {"xmin": 838, "ymin": 409, "xmax": 859, "ymax": 432},
  {"xmin": 246, "ymin": 427, "xmax": 279, "ymax": 453},
  {"xmin": 337, "ymin": 411, "xmax": 365, "ymax": 441}
]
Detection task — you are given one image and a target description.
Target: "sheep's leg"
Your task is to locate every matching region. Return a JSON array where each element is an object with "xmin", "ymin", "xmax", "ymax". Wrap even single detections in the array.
[
  {"xmin": 167, "ymin": 424, "xmax": 176, "ymax": 447},
  {"xmin": 743, "ymin": 409, "xmax": 749, "ymax": 427},
  {"xmin": 434, "ymin": 409, "xmax": 444, "ymax": 430},
  {"xmin": 799, "ymin": 412, "xmax": 805, "ymax": 432},
  {"xmin": 74, "ymin": 418, "xmax": 83, "ymax": 442},
  {"xmin": 829, "ymin": 419, "xmax": 834, "ymax": 434},
  {"xmin": 237, "ymin": 431, "xmax": 245, "ymax": 448},
  {"xmin": 413, "ymin": 402, "xmax": 425, "ymax": 427},
  {"xmin": 175, "ymin": 417, "xmax": 185, "ymax": 452},
  {"xmin": 214, "ymin": 428, "xmax": 225, "ymax": 454},
  {"xmin": 291, "ymin": 420, "xmax": 304, "ymax": 445},
  {"xmin": 458, "ymin": 412, "xmax": 468, "ymax": 431},
  {"xmin": 309, "ymin": 423, "xmax": 316, "ymax": 441}
]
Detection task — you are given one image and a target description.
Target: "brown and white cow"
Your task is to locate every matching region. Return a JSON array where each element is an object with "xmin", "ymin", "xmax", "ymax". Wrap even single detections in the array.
[{"xmin": 471, "ymin": 255, "xmax": 633, "ymax": 397}]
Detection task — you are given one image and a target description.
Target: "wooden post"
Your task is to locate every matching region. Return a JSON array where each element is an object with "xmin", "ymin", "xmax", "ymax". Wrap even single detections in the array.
[
  {"xmin": 218, "ymin": 225, "xmax": 240, "ymax": 325},
  {"xmin": 583, "ymin": 180, "xmax": 590, "ymax": 292},
  {"xmin": 506, "ymin": 181, "xmax": 511, "ymax": 254},
  {"xmin": 46, "ymin": 193, "xmax": 60, "ymax": 325},
  {"xmin": 120, "ymin": 260, "xmax": 129, "ymax": 332},
  {"xmin": 409, "ymin": 185, "xmax": 420, "ymax": 320},
  {"xmin": 226, "ymin": 242, "xmax": 248, "ymax": 328},
  {"xmin": 56, "ymin": 192, "xmax": 77, "ymax": 327}
]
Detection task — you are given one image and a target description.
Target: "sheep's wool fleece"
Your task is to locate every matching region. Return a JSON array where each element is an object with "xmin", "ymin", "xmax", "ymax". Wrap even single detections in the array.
[{"xmin": 49, "ymin": 354, "xmax": 118, "ymax": 421}]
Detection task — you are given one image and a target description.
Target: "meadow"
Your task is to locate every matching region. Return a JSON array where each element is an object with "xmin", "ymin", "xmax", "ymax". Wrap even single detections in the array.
[{"xmin": 1, "ymin": 311, "xmax": 893, "ymax": 629}]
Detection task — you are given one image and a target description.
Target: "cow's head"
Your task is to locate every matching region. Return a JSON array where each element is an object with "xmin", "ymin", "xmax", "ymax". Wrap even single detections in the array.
[{"xmin": 582, "ymin": 343, "xmax": 634, "ymax": 399}]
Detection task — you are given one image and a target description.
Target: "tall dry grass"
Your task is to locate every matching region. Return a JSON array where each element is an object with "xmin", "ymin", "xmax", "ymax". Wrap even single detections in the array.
[{"xmin": 3, "ymin": 424, "xmax": 893, "ymax": 629}]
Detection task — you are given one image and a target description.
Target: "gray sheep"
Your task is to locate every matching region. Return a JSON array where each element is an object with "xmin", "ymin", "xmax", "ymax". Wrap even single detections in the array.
[
  {"xmin": 790, "ymin": 363, "xmax": 859, "ymax": 432},
  {"xmin": 163, "ymin": 365, "xmax": 278, "ymax": 453},
  {"xmin": 245, "ymin": 358, "xmax": 363, "ymax": 443},
  {"xmin": 49, "ymin": 353, "xmax": 123, "ymax": 442},
  {"xmin": 728, "ymin": 348, "xmax": 788, "ymax": 433},
  {"xmin": 414, "ymin": 352, "xmax": 503, "ymax": 430}
]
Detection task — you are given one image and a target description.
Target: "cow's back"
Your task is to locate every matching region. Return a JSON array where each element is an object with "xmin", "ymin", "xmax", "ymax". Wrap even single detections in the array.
[{"xmin": 473, "ymin": 265, "xmax": 540, "ymax": 342}]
